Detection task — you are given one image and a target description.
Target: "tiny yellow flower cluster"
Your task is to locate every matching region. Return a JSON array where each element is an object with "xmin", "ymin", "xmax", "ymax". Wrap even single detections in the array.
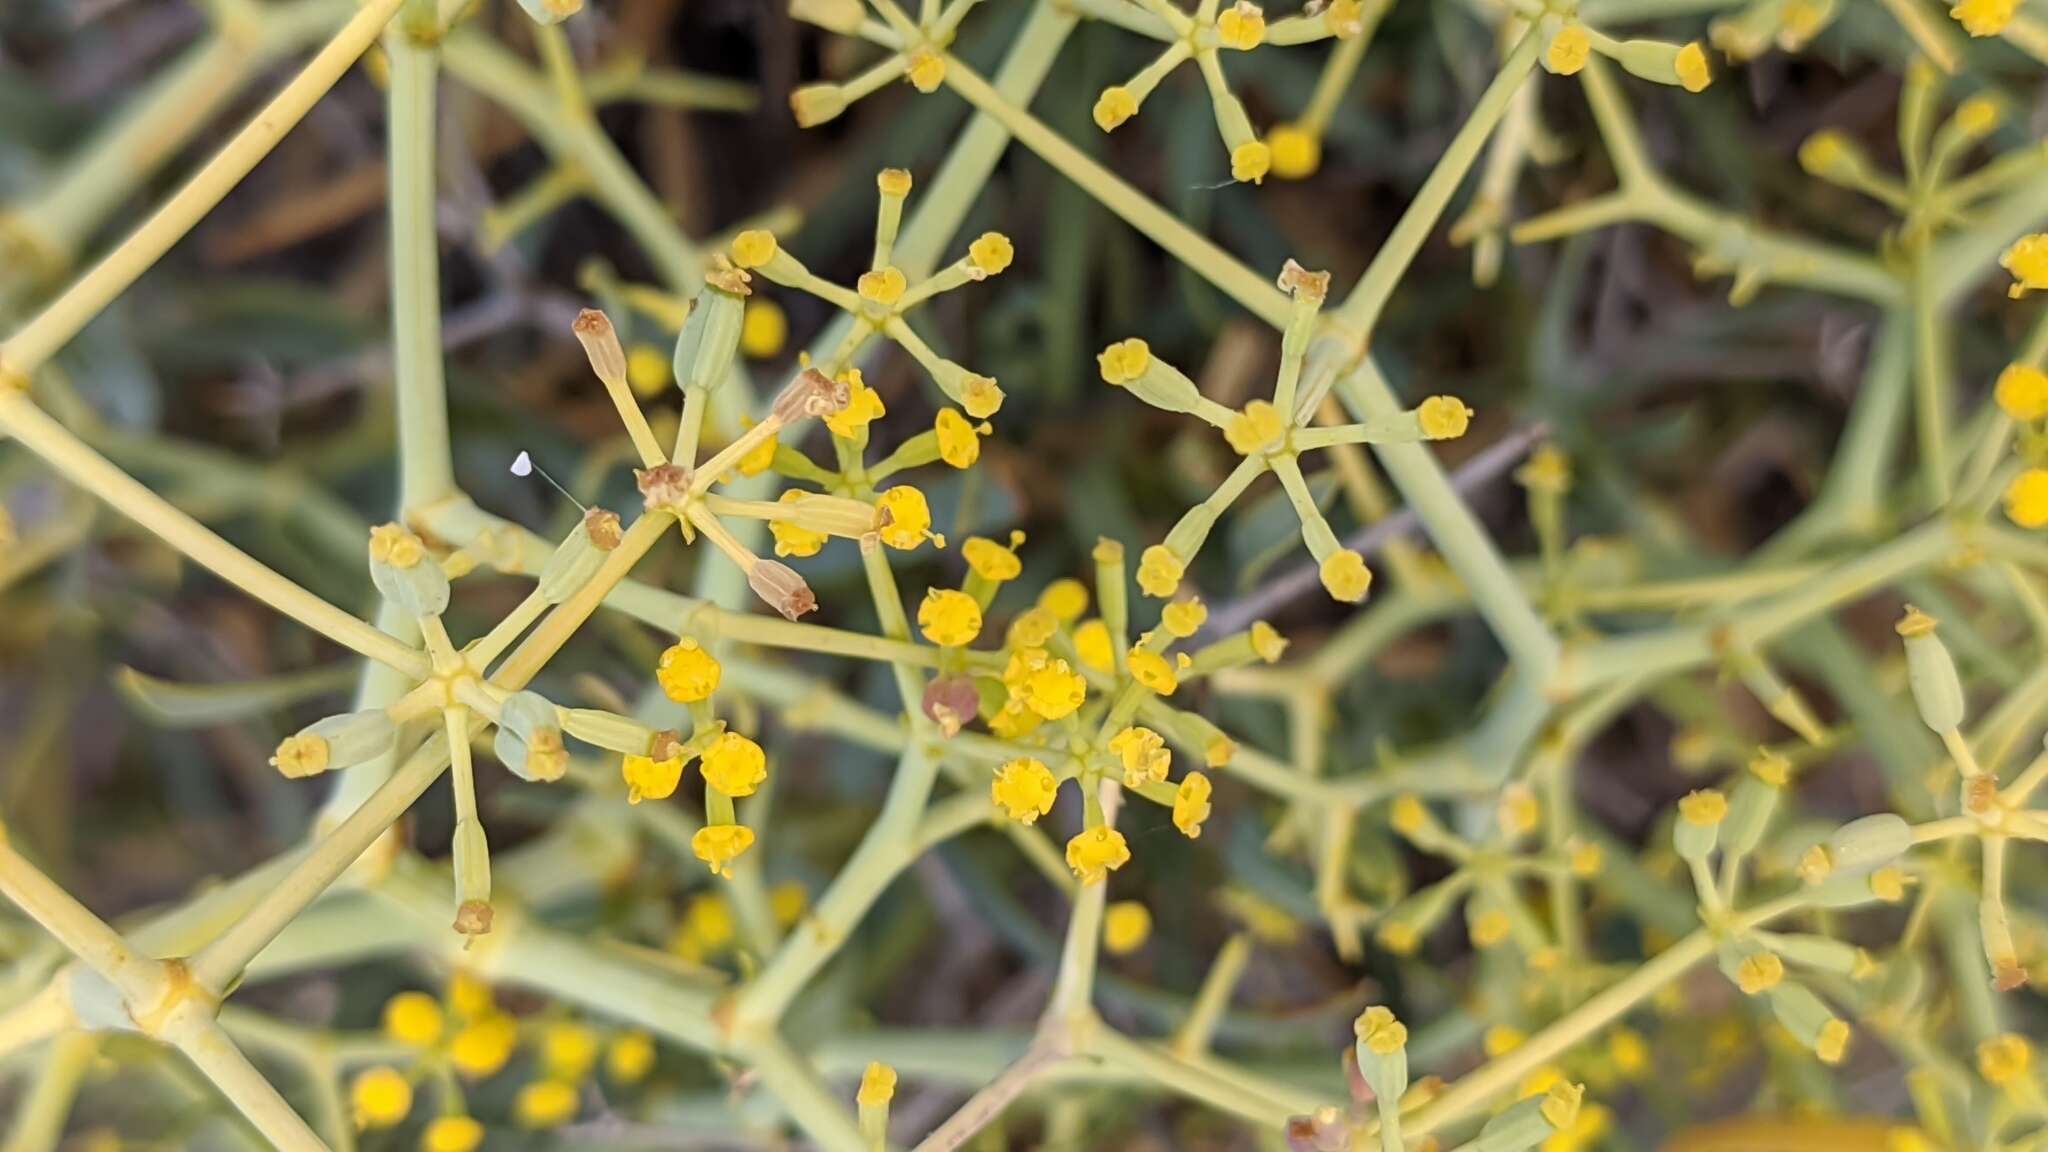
[{"xmin": 352, "ymin": 974, "xmax": 656, "ymax": 1145}]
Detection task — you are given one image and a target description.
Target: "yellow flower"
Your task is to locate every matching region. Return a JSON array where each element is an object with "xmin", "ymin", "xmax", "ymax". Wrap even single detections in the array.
[
  {"xmin": 369, "ymin": 522, "xmax": 424, "ymax": 568},
  {"xmin": 1038, "ymin": 577, "xmax": 1090, "ymax": 621},
  {"xmin": 1173, "ymin": 772, "xmax": 1213, "ymax": 837},
  {"xmin": 1418, "ymin": 395, "xmax": 1473, "ymax": 439},
  {"xmin": 1073, "ymin": 618, "xmax": 1115, "ymax": 673},
  {"xmin": 1137, "ymin": 544, "xmax": 1185, "ymax": 598},
  {"xmin": 626, "ymin": 343, "xmax": 670, "ymax": 398},
  {"xmin": 968, "ymin": 232, "xmax": 1014, "ymax": 276},
  {"xmin": 1250, "ymin": 621, "xmax": 1287, "ymax": 662},
  {"xmin": 1735, "ymin": 952, "xmax": 1785, "ymax": 995},
  {"xmin": 351, "ymin": 1066, "xmax": 413, "ymax": 1130},
  {"xmin": 826, "ymin": 369, "xmax": 887, "ymax": 439},
  {"xmin": 1979, "ymin": 1033, "xmax": 2033, "ymax": 1086},
  {"xmin": 621, "ymin": 753, "xmax": 683, "ymax": 805},
  {"xmin": 1679, "ymin": 789, "xmax": 1727, "ymax": 826},
  {"xmin": 692, "ymin": 824, "xmax": 756, "ymax": 877},
  {"xmin": 448, "ymin": 1014, "xmax": 518, "ymax": 1079},
  {"xmin": 1997, "ymin": 363, "xmax": 2048, "ymax": 421},
  {"xmin": 607, "ymin": 1031, "xmax": 656, "ymax": 1084},
  {"xmin": 1870, "ymin": 866, "xmax": 1909, "ymax": 903},
  {"xmin": 1093, "ymin": 86, "xmax": 1138, "ymax": 131},
  {"xmin": 1354, "ymin": 1006, "xmax": 1407, "ymax": 1054},
  {"xmin": 1545, "ymin": 23, "xmax": 1590, "ymax": 74},
  {"xmin": 448, "ymin": 971, "xmax": 494, "ymax": 1020},
  {"xmin": 1953, "ymin": 0, "xmax": 2018, "ymax": 36},
  {"xmin": 1675, "ymin": 41, "xmax": 1711, "ymax": 91},
  {"xmin": 858, "ymin": 266, "xmax": 908, "ymax": 306},
  {"xmin": 1008, "ymin": 607, "xmax": 1059, "ymax": 649},
  {"xmin": 1470, "ymin": 907, "xmax": 1511, "ymax": 947},
  {"xmin": 1956, "ymin": 95, "xmax": 2003, "ymax": 136},
  {"xmin": 701, "ymin": 732, "xmax": 767, "ymax": 797},
  {"xmin": 1231, "ymin": 140, "xmax": 1271, "ymax": 184},
  {"xmin": 1816, "ymin": 1019, "xmax": 1851, "ymax": 1065},
  {"xmin": 1098, "ymin": 337, "xmax": 1151, "ymax": 385},
  {"xmin": 1319, "ymin": 550, "xmax": 1372, "ymax": 602},
  {"xmin": 1017, "ymin": 655, "xmax": 1087, "ymax": 719},
  {"xmin": 1497, "ymin": 786, "xmax": 1539, "ymax": 837},
  {"xmin": 771, "ymin": 881, "xmax": 808, "ymax": 926},
  {"xmin": 1065, "ymin": 826, "xmax": 1132, "ymax": 883},
  {"xmin": 741, "ymin": 298, "xmax": 787, "ymax": 359},
  {"xmin": 2006, "ymin": 469, "xmax": 2048, "ymax": 528},
  {"xmin": 935, "ymin": 408, "xmax": 987, "ymax": 468},
  {"xmin": 771, "ymin": 491, "xmax": 829, "ymax": 558},
  {"xmin": 732, "ymin": 229, "xmax": 778, "ymax": 268},
  {"xmin": 1540, "ymin": 1081, "xmax": 1588, "ymax": 1133},
  {"xmin": 963, "ymin": 533, "xmax": 1024, "ymax": 582},
  {"xmin": 2003, "ymin": 233, "xmax": 2048, "ymax": 297},
  {"xmin": 1108, "ymin": 726, "xmax": 1171, "ymax": 788},
  {"xmin": 542, "ymin": 1021, "xmax": 600, "ymax": 1082},
  {"xmin": 1215, "ymin": 1, "xmax": 1266, "ymax": 48},
  {"xmin": 1127, "ymin": 647, "xmax": 1179, "ymax": 695},
  {"xmin": 1608, "ymin": 1028, "xmax": 1650, "ymax": 1078},
  {"xmin": 876, "ymin": 486, "xmax": 938, "ymax": 550},
  {"xmin": 906, "ymin": 48, "xmax": 946, "ymax": 93},
  {"xmin": 1104, "ymin": 901, "xmax": 1152, "ymax": 954},
  {"xmin": 382, "ymin": 991, "xmax": 444, "ymax": 1048},
  {"xmin": 1224, "ymin": 400, "xmax": 1287, "ymax": 455},
  {"xmin": 513, "ymin": 1079, "xmax": 579, "ymax": 1129},
  {"xmin": 859, "ymin": 1062, "xmax": 898, "ymax": 1107},
  {"xmin": 422, "ymin": 1116, "xmax": 485, "ymax": 1152},
  {"xmin": 988, "ymin": 700, "xmax": 1043, "ymax": 740},
  {"xmin": 1377, "ymin": 920, "xmax": 1419, "ymax": 954},
  {"xmin": 1160, "ymin": 597, "xmax": 1207, "ymax": 638},
  {"xmin": 991, "ymin": 757, "xmax": 1059, "ymax": 823},
  {"xmin": 656, "ymin": 638, "xmax": 722, "ymax": 703},
  {"xmin": 1268, "ymin": 124, "xmax": 1320, "ymax": 179},
  {"xmin": 736, "ymin": 417, "xmax": 778, "ymax": 476},
  {"xmin": 918, "ymin": 588, "xmax": 983, "ymax": 647}
]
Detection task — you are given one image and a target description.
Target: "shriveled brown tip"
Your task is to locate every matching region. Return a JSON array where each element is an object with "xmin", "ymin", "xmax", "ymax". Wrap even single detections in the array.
[
  {"xmin": 649, "ymin": 728, "xmax": 684, "ymax": 761},
  {"xmin": 705, "ymin": 258, "xmax": 754, "ymax": 297},
  {"xmin": 771, "ymin": 368, "xmax": 851, "ymax": 423},
  {"xmin": 749, "ymin": 559, "xmax": 818, "ymax": 621},
  {"xmin": 1277, "ymin": 259, "xmax": 1330, "ymax": 303},
  {"xmin": 573, "ymin": 308, "xmax": 628, "ymax": 386},
  {"xmin": 583, "ymin": 507, "xmax": 623, "ymax": 550},
  {"xmin": 922, "ymin": 675, "xmax": 979, "ymax": 738},
  {"xmin": 636, "ymin": 463, "xmax": 692, "ymax": 510},
  {"xmin": 454, "ymin": 901, "xmax": 494, "ymax": 936},
  {"xmin": 1994, "ymin": 960, "xmax": 2028, "ymax": 992}
]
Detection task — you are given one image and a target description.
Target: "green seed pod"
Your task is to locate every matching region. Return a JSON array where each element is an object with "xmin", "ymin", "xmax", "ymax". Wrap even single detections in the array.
[
  {"xmin": 452, "ymin": 817, "xmax": 492, "ymax": 936},
  {"xmin": 1826, "ymin": 813, "xmax": 1913, "ymax": 878},
  {"xmin": 1897, "ymin": 607, "xmax": 1965, "ymax": 734},
  {"xmin": 1093, "ymin": 539, "xmax": 1129, "ymax": 643},
  {"xmin": 1721, "ymin": 776, "xmax": 1779, "ymax": 861},
  {"xmin": 371, "ymin": 554, "xmax": 450, "ymax": 618},
  {"xmin": 674, "ymin": 281, "xmax": 745, "ymax": 393},
  {"xmin": 1673, "ymin": 791, "xmax": 1726, "ymax": 862},
  {"xmin": 1475, "ymin": 1086, "xmax": 1579, "ymax": 1152},
  {"xmin": 1759, "ymin": 933, "xmax": 1867, "ymax": 980},
  {"xmin": 786, "ymin": 493, "xmax": 882, "ymax": 540},
  {"xmin": 1766, "ymin": 980, "xmax": 1850, "ymax": 1063},
  {"xmin": 561, "ymin": 708, "xmax": 659, "ymax": 756},
  {"xmin": 1803, "ymin": 870, "xmax": 1887, "ymax": 909},
  {"xmin": 537, "ymin": 509, "xmax": 620, "ymax": 604},
  {"xmin": 1163, "ymin": 504, "xmax": 1219, "ymax": 560}
]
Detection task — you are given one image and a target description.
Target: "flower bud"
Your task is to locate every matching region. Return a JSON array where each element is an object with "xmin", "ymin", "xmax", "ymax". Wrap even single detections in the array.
[
  {"xmin": 1898, "ymin": 606, "xmax": 1965, "ymax": 734},
  {"xmin": 1100, "ymin": 339, "xmax": 1207, "ymax": 415},
  {"xmin": 272, "ymin": 709, "xmax": 397, "ymax": 779},
  {"xmin": 561, "ymin": 708, "xmax": 661, "ymax": 756},
  {"xmin": 495, "ymin": 691, "xmax": 567, "ymax": 783},
  {"xmin": 1352, "ymin": 1006, "xmax": 1409, "ymax": 1105},
  {"xmin": 371, "ymin": 543, "xmax": 451, "ymax": 619},
  {"xmin": 1475, "ymin": 1080, "xmax": 1582, "ymax": 1152},
  {"xmin": 1673, "ymin": 789, "xmax": 1726, "ymax": 862}
]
